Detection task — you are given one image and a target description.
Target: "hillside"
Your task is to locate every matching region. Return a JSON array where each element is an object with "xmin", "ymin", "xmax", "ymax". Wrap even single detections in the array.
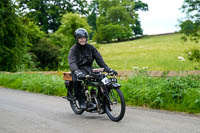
[{"xmin": 96, "ymin": 33, "xmax": 200, "ymax": 71}]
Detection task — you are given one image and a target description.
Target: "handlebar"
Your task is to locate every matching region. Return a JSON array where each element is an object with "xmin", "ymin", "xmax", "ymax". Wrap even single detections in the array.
[
  {"xmin": 85, "ymin": 71, "xmax": 117, "ymax": 80},
  {"xmin": 107, "ymin": 72, "xmax": 118, "ymax": 76}
]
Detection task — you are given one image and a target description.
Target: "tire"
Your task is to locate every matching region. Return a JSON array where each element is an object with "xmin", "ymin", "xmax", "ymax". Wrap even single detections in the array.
[
  {"xmin": 70, "ymin": 100, "xmax": 84, "ymax": 115},
  {"xmin": 105, "ymin": 88, "xmax": 126, "ymax": 122}
]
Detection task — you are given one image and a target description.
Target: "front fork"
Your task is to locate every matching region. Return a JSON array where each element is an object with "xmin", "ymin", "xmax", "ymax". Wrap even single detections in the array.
[{"xmin": 100, "ymin": 85, "xmax": 113, "ymax": 106}]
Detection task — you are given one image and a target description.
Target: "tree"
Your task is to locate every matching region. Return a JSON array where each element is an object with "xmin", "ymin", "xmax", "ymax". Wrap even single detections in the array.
[
  {"xmin": 16, "ymin": 0, "xmax": 88, "ymax": 33},
  {"xmin": 21, "ymin": 18, "xmax": 61, "ymax": 70},
  {"xmin": 0, "ymin": 0, "xmax": 31, "ymax": 71},
  {"xmin": 51, "ymin": 13, "xmax": 91, "ymax": 69},
  {"xmin": 22, "ymin": 17, "xmax": 45, "ymax": 46},
  {"xmin": 93, "ymin": 0, "xmax": 135, "ymax": 43},
  {"xmin": 180, "ymin": 0, "xmax": 200, "ymax": 42},
  {"xmin": 87, "ymin": 0, "xmax": 148, "ymax": 41},
  {"xmin": 180, "ymin": 0, "xmax": 200, "ymax": 68},
  {"xmin": 87, "ymin": 0, "xmax": 99, "ymax": 39},
  {"xmin": 133, "ymin": 0, "xmax": 148, "ymax": 35}
]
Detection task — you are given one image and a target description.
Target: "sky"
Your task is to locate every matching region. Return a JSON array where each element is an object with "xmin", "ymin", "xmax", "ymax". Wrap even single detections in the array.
[{"xmin": 138, "ymin": 0, "xmax": 185, "ymax": 35}]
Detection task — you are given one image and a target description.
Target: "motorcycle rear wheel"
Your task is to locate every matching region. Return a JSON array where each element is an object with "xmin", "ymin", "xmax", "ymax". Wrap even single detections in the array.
[
  {"xmin": 105, "ymin": 88, "xmax": 126, "ymax": 122},
  {"xmin": 70, "ymin": 100, "xmax": 84, "ymax": 115}
]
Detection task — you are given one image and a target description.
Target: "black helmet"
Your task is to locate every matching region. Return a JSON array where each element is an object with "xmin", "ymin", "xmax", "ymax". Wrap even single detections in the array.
[{"xmin": 74, "ymin": 28, "xmax": 88, "ymax": 42}]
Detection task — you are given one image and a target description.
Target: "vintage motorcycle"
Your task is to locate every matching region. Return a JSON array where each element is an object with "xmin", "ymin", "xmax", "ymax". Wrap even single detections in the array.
[{"xmin": 63, "ymin": 68, "xmax": 126, "ymax": 122}]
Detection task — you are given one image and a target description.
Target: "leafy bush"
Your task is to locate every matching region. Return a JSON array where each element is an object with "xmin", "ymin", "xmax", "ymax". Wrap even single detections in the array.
[
  {"xmin": 180, "ymin": 20, "xmax": 200, "ymax": 43},
  {"xmin": 186, "ymin": 47, "xmax": 200, "ymax": 69},
  {"xmin": 120, "ymin": 75, "xmax": 200, "ymax": 113},
  {"xmin": 31, "ymin": 38, "xmax": 61, "ymax": 70}
]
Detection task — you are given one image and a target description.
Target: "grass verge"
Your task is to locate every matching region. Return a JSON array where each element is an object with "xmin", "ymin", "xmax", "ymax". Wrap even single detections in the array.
[
  {"xmin": 120, "ymin": 75, "xmax": 200, "ymax": 113},
  {"xmin": 0, "ymin": 72, "xmax": 200, "ymax": 113},
  {"xmin": 0, "ymin": 73, "xmax": 66, "ymax": 96}
]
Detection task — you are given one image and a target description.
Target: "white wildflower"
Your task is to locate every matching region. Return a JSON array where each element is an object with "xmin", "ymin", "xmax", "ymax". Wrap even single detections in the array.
[
  {"xmin": 142, "ymin": 67, "xmax": 148, "ymax": 70},
  {"xmin": 132, "ymin": 67, "xmax": 139, "ymax": 70}
]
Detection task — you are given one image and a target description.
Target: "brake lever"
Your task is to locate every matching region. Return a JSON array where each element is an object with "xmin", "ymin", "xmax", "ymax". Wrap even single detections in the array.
[{"xmin": 108, "ymin": 72, "xmax": 118, "ymax": 77}]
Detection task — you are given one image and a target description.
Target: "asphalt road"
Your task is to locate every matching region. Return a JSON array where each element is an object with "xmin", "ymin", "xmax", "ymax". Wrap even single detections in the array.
[{"xmin": 0, "ymin": 87, "xmax": 200, "ymax": 133}]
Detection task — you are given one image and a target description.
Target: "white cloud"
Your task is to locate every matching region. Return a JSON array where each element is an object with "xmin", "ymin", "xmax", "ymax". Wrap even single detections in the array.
[{"xmin": 138, "ymin": 0, "xmax": 186, "ymax": 35}]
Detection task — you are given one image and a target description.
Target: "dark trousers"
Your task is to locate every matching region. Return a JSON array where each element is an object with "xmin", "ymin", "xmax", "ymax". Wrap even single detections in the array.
[{"xmin": 72, "ymin": 73, "xmax": 86, "ymax": 103}]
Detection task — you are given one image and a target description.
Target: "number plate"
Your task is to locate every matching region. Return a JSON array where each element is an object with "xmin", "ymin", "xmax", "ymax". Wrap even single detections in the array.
[{"xmin": 101, "ymin": 77, "xmax": 110, "ymax": 85}]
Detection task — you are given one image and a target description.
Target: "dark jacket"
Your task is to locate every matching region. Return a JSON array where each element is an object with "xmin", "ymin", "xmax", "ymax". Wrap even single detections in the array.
[{"xmin": 68, "ymin": 43, "xmax": 110, "ymax": 74}]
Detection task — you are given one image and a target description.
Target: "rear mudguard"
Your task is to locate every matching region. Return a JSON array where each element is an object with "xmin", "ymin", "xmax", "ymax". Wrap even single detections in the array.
[
  {"xmin": 65, "ymin": 80, "xmax": 73, "ymax": 88},
  {"xmin": 65, "ymin": 80, "xmax": 73, "ymax": 98}
]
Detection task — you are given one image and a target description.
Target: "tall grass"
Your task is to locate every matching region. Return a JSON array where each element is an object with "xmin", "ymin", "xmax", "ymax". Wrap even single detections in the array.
[
  {"xmin": 120, "ymin": 74, "xmax": 200, "ymax": 113},
  {"xmin": 0, "ymin": 73, "xmax": 66, "ymax": 96},
  {"xmin": 97, "ymin": 33, "xmax": 200, "ymax": 70}
]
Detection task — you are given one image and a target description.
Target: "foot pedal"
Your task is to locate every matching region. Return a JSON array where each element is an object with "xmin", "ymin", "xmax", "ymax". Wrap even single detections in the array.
[
  {"xmin": 62, "ymin": 96, "xmax": 68, "ymax": 99},
  {"xmin": 87, "ymin": 103, "xmax": 97, "ymax": 111},
  {"xmin": 62, "ymin": 96, "xmax": 73, "ymax": 101}
]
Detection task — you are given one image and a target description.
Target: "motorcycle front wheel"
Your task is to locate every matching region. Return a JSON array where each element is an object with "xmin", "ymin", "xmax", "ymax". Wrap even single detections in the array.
[{"xmin": 105, "ymin": 88, "xmax": 126, "ymax": 122}]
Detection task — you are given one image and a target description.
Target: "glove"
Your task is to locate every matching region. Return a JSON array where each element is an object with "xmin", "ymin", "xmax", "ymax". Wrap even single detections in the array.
[
  {"xmin": 74, "ymin": 70, "xmax": 86, "ymax": 80},
  {"xmin": 108, "ymin": 69, "xmax": 118, "ymax": 75}
]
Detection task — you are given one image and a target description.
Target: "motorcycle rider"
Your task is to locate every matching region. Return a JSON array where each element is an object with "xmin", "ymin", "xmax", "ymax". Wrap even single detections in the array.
[{"xmin": 68, "ymin": 28, "xmax": 118, "ymax": 109}]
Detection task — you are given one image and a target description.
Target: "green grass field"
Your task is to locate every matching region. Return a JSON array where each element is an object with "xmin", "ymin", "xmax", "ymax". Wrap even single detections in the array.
[{"xmin": 95, "ymin": 33, "xmax": 200, "ymax": 71}]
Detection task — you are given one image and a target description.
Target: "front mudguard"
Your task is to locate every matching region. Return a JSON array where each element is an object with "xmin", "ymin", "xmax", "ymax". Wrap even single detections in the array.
[
  {"xmin": 111, "ymin": 83, "xmax": 121, "ymax": 88},
  {"xmin": 108, "ymin": 83, "xmax": 121, "ymax": 89}
]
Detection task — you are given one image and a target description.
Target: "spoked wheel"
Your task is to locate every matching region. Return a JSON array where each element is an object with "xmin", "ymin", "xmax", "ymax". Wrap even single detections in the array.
[
  {"xmin": 70, "ymin": 100, "xmax": 84, "ymax": 115},
  {"xmin": 105, "ymin": 88, "xmax": 126, "ymax": 122}
]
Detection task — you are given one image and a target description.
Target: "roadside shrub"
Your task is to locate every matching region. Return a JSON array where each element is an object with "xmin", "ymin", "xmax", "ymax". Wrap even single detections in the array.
[
  {"xmin": 186, "ymin": 47, "xmax": 200, "ymax": 69},
  {"xmin": 31, "ymin": 38, "xmax": 61, "ymax": 70},
  {"xmin": 120, "ymin": 75, "xmax": 200, "ymax": 113}
]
